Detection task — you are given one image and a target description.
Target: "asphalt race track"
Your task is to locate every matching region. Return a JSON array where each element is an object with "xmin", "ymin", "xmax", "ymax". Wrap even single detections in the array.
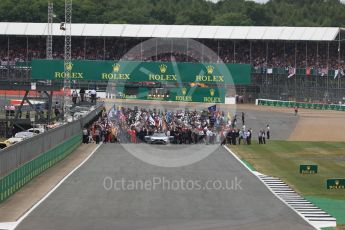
[{"xmin": 15, "ymin": 143, "xmax": 314, "ymax": 230}]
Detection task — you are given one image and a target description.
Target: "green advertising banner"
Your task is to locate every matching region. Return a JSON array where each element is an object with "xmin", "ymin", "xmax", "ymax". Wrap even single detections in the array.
[
  {"xmin": 327, "ymin": 179, "xmax": 345, "ymax": 190},
  {"xmin": 117, "ymin": 87, "xmax": 225, "ymax": 103},
  {"xmin": 257, "ymin": 99, "xmax": 345, "ymax": 112},
  {"xmin": 299, "ymin": 165, "xmax": 318, "ymax": 174},
  {"xmin": 31, "ymin": 60, "xmax": 251, "ymax": 85}
]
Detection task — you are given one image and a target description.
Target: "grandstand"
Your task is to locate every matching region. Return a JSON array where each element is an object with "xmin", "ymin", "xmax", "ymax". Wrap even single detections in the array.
[{"xmin": 0, "ymin": 22, "xmax": 345, "ymax": 103}]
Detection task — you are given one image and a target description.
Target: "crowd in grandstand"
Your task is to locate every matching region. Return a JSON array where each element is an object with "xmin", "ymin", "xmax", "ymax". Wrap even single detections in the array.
[
  {"xmin": 82, "ymin": 106, "xmax": 270, "ymax": 145},
  {"xmin": 0, "ymin": 37, "xmax": 344, "ymax": 70}
]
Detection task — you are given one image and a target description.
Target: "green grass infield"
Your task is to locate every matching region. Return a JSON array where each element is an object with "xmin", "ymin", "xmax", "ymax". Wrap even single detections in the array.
[{"xmin": 229, "ymin": 140, "xmax": 345, "ymax": 228}]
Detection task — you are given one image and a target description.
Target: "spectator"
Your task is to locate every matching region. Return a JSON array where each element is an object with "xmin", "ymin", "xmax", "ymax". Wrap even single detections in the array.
[
  {"xmin": 72, "ymin": 90, "xmax": 78, "ymax": 104},
  {"xmin": 79, "ymin": 88, "xmax": 85, "ymax": 102},
  {"xmin": 54, "ymin": 102, "xmax": 60, "ymax": 120},
  {"xmin": 90, "ymin": 89, "xmax": 97, "ymax": 103},
  {"xmin": 82, "ymin": 127, "xmax": 88, "ymax": 144},
  {"xmin": 95, "ymin": 127, "xmax": 100, "ymax": 144}
]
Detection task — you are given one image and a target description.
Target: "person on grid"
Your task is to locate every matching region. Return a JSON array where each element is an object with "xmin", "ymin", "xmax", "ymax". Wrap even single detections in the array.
[
  {"xmin": 88, "ymin": 128, "xmax": 94, "ymax": 143},
  {"xmin": 241, "ymin": 112, "xmax": 245, "ymax": 125},
  {"xmin": 233, "ymin": 114, "xmax": 237, "ymax": 128},
  {"xmin": 258, "ymin": 130, "xmax": 263, "ymax": 144},
  {"xmin": 247, "ymin": 129, "xmax": 252, "ymax": 145},
  {"xmin": 238, "ymin": 129, "xmax": 243, "ymax": 145},
  {"xmin": 54, "ymin": 102, "xmax": 60, "ymax": 120},
  {"xmin": 79, "ymin": 88, "xmax": 85, "ymax": 102},
  {"xmin": 231, "ymin": 129, "xmax": 237, "ymax": 145},
  {"xmin": 262, "ymin": 129, "xmax": 266, "ymax": 144},
  {"xmin": 266, "ymin": 124, "xmax": 270, "ymax": 140},
  {"xmin": 294, "ymin": 106, "xmax": 298, "ymax": 116},
  {"xmin": 220, "ymin": 128, "xmax": 227, "ymax": 145},
  {"xmin": 72, "ymin": 90, "xmax": 78, "ymax": 105},
  {"xmin": 82, "ymin": 127, "xmax": 88, "ymax": 144},
  {"xmin": 90, "ymin": 89, "xmax": 97, "ymax": 103},
  {"xmin": 241, "ymin": 129, "xmax": 246, "ymax": 145},
  {"xmin": 95, "ymin": 127, "xmax": 101, "ymax": 144}
]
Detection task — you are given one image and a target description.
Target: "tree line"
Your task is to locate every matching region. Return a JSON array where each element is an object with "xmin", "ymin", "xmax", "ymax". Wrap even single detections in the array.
[{"xmin": 0, "ymin": 0, "xmax": 345, "ymax": 27}]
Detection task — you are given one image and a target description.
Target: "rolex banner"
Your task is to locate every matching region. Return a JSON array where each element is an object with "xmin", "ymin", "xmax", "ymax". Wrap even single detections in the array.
[
  {"xmin": 117, "ymin": 87, "xmax": 226, "ymax": 103},
  {"xmin": 327, "ymin": 179, "xmax": 345, "ymax": 190},
  {"xmin": 31, "ymin": 60, "xmax": 251, "ymax": 85},
  {"xmin": 299, "ymin": 165, "xmax": 318, "ymax": 174}
]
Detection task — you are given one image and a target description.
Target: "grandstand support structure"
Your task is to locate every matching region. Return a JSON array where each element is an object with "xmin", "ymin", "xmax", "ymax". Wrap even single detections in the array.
[
  {"xmin": 46, "ymin": 1, "xmax": 53, "ymax": 60},
  {"xmin": 0, "ymin": 82, "xmax": 62, "ymax": 137},
  {"xmin": 63, "ymin": 0, "xmax": 72, "ymax": 118}
]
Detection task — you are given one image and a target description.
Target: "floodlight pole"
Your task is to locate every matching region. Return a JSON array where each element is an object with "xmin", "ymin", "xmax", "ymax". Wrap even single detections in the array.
[
  {"xmin": 46, "ymin": 1, "xmax": 53, "ymax": 60},
  {"xmin": 63, "ymin": 0, "xmax": 72, "ymax": 119},
  {"xmin": 41, "ymin": 1, "xmax": 55, "ymax": 125}
]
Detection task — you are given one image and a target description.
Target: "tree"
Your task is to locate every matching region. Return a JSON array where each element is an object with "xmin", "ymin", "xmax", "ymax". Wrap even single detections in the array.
[
  {"xmin": 0, "ymin": 0, "xmax": 345, "ymax": 27},
  {"xmin": 150, "ymin": 3, "xmax": 176, "ymax": 24},
  {"xmin": 246, "ymin": 3, "xmax": 272, "ymax": 26},
  {"xmin": 211, "ymin": 13, "xmax": 252, "ymax": 26}
]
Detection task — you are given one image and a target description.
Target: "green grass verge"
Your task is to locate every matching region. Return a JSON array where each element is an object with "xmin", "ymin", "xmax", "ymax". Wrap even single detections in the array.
[
  {"xmin": 305, "ymin": 196, "xmax": 345, "ymax": 225},
  {"xmin": 228, "ymin": 140, "xmax": 345, "ymax": 226},
  {"xmin": 321, "ymin": 227, "xmax": 345, "ymax": 230}
]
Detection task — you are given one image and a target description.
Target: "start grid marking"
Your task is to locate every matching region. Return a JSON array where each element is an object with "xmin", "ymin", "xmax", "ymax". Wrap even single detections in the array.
[{"xmin": 256, "ymin": 173, "xmax": 337, "ymax": 229}]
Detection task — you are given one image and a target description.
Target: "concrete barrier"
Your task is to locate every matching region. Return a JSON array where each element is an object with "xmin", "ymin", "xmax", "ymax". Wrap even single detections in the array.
[{"xmin": 0, "ymin": 103, "xmax": 104, "ymax": 177}]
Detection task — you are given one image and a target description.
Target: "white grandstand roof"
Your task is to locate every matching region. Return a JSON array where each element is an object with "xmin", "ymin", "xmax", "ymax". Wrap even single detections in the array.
[{"xmin": 0, "ymin": 22, "xmax": 341, "ymax": 41}]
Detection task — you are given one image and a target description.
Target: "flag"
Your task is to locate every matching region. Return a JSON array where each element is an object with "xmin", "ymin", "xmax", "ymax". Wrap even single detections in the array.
[
  {"xmin": 208, "ymin": 104, "xmax": 217, "ymax": 112},
  {"xmin": 306, "ymin": 67, "xmax": 311, "ymax": 76},
  {"xmin": 108, "ymin": 106, "xmax": 115, "ymax": 119},
  {"xmin": 267, "ymin": 68, "xmax": 273, "ymax": 74},
  {"xmin": 162, "ymin": 118, "xmax": 167, "ymax": 131},
  {"xmin": 158, "ymin": 117, "xmax": 162, "ymax": 128},
  {"xmin": 149, "ymin": 115, "xmax": 155, "ymax": 126},
  {"xmin": 165, "ymin": 112, "xmax": 171, "ymax": 123},
  {"xmin": 135, "ymin": 111, "xmax": 141, "ymax": 121},
  {"xmin": 155, "ymin": 117, "xmax": 159, "ymax": 127},
  {"xmin": 334, "ymin": 69, "xmax": 339, "ymax": 79},
  {"xmin": 227, "ymin": 112, "xmax": 231, "ymax": 122},
  {"xmin": 288, "ymin": 67, "xmax": 296, "ymax": 78},
  {"xmin": 119, "ymin": 112, "xmax": 126, "ymax": 121}
]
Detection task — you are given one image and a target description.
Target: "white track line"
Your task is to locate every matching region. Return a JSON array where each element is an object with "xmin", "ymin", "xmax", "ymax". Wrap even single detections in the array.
[
  {"xmin": 223, "ymin": 145, "xmax": 336, "ymax": 230},
  {"xmin": 0, "ymin": 143, "xmax": 103, "ymax": 230}
]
